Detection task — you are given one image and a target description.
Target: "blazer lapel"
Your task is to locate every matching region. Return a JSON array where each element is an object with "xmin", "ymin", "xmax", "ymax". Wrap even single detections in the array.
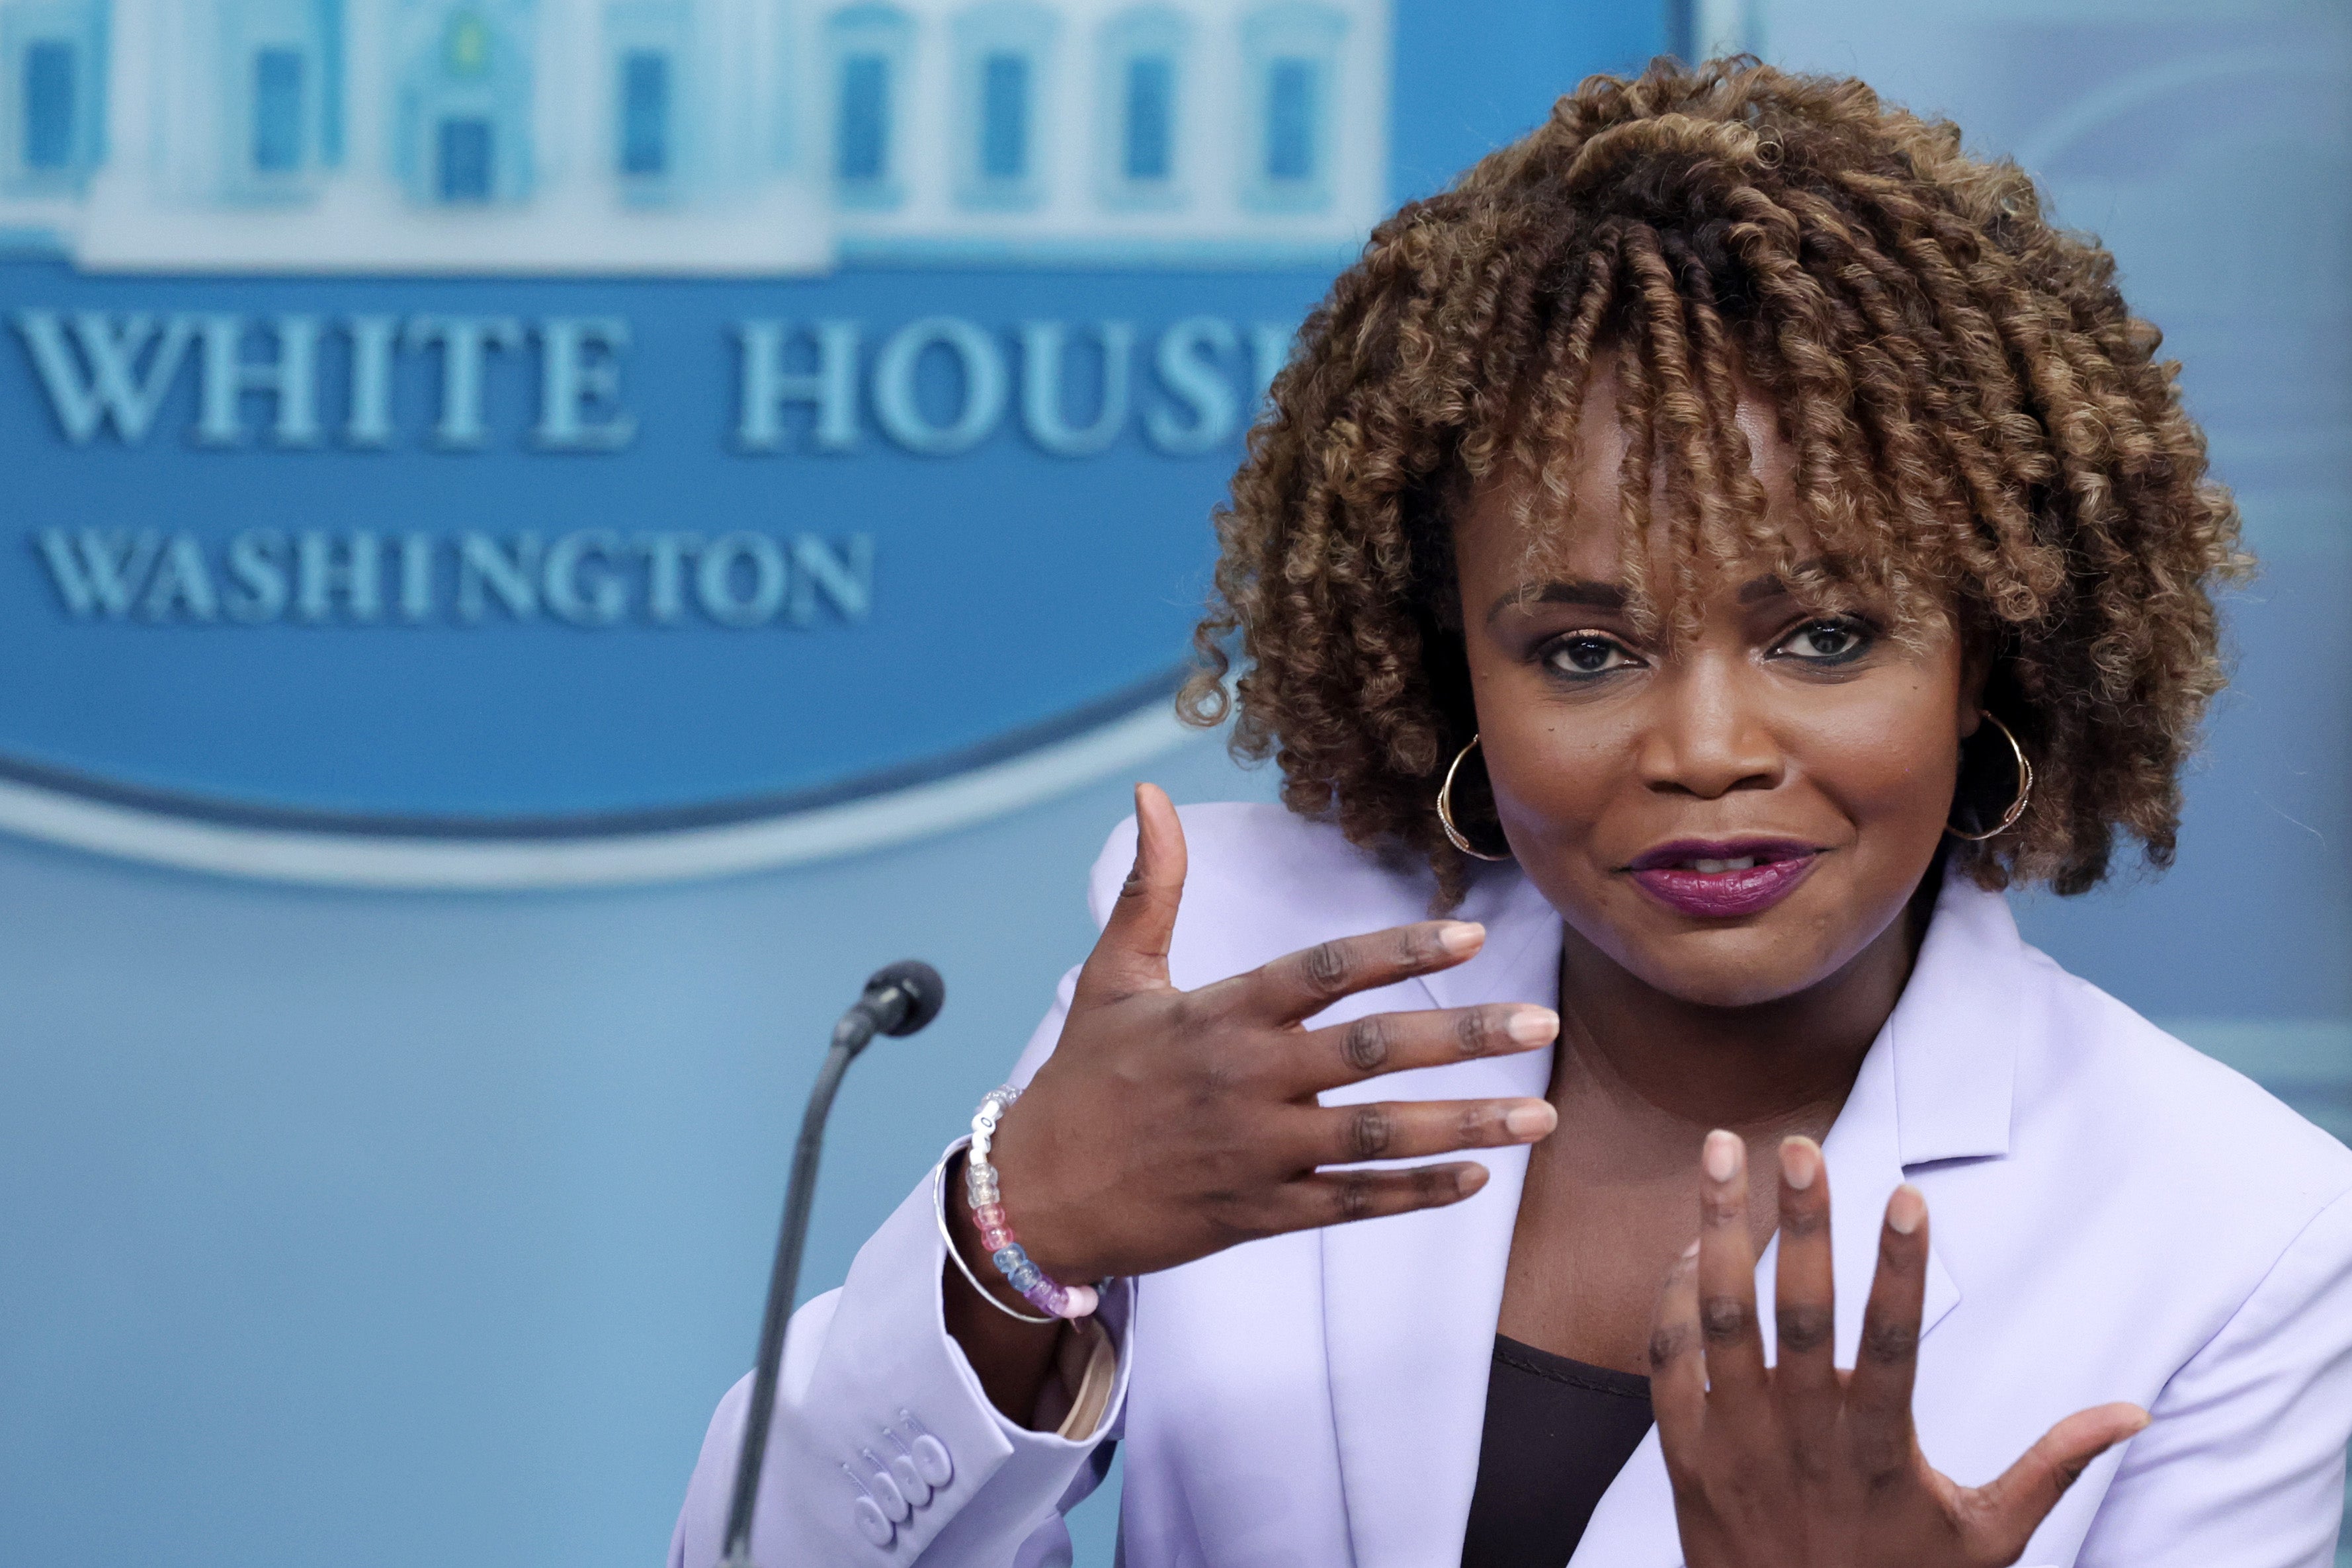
[{"xmin": 1316, "ymin": 865, "xmax": 1563, "ymax": 1568}]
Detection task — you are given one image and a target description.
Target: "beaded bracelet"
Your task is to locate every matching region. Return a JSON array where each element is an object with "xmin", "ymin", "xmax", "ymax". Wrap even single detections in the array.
[
  {"xmin": 967, "ymin": 1085, "xmax": 1099, "ymax": 1321},
  {"xmin": 931, "ymin": 1146, "xmax": 1054, "ymax": 1324}
]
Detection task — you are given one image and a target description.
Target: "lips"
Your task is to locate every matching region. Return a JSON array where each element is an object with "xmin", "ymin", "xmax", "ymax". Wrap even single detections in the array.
[{"xmin": 1624, "ymin": 838, "xmax": 1822, "ymax": 919}]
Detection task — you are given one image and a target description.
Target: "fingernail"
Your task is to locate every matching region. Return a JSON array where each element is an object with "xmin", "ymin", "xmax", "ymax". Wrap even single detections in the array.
[
  {"xmin": 1453, "ymin": 1164, "xmax": 1489, "ymax": 1198},
  {"xmin": 1702, "ymin": 1129, "xmax": 1742, "ymax": 1184},
  {"xmin": 1505, "ymin": 1007, "xmax": 1558, "ymax": 1045},
  {"xmin": 1781, "ymin": 1137, "xmax": 1819, "ymax": 1191},
  {"xmin": 1681, "ymin": 1239, "xmax": 1701, "ymax": 1260},
  {"xmin": 1887, "ymin": 1184, "xmax": 1926, "ymax": 1235},
  {"xmin": 1437, "ymin": 922, "xmax": 1485, "ymax": 957},
  {"xmin": 1505, "ymin": 1101, "xmax": 1557, "ymax": 1139}
]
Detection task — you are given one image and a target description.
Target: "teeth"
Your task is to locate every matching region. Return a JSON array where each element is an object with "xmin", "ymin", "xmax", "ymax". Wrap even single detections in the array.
[{"xmin": 1690, "ymin": 857, "xmax": 1758, "ymax": 874}]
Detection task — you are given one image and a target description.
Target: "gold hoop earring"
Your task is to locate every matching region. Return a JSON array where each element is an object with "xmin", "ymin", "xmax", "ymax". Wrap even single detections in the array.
[
  {"xmin": 1437, "ymin": 734, "xmax": 1513, "ymax": 862},
  {"xmin": 1947, "ymin": 711, "xmax": 2034, "ymax": 842}
]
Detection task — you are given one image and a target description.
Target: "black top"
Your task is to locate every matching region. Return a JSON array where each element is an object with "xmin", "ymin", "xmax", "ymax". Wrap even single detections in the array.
[{"xmin": 1460, "ymin": 1335, "xmax": 1656, "ymax": 1567}]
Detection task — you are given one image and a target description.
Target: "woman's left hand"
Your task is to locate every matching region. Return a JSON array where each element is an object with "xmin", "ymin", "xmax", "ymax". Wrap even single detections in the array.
[{"xmin": 1650, "ymin": 1132, "xmax": 2149, "ymax": 1568}]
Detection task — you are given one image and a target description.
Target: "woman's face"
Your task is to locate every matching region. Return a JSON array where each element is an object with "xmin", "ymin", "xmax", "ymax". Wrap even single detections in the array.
[{"xmin": 1452, "ymin": 359, "xmax": 1983, "ymax": 1009}]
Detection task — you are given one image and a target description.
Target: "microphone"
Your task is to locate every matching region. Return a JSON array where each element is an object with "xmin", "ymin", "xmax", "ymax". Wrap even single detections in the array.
[
  {"xmin": 719, "ymin": 960, "xmax": 946, "ymax": 1568},
  {"xmin": 838, "ymin": 958, "xmax": 948, "ymax": 1046}
]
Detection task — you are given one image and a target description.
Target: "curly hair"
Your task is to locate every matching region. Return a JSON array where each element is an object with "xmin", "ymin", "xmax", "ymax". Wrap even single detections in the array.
[{"xmin": 1181, "ymin": 57, "xmax": 2247, "ymax": 909}]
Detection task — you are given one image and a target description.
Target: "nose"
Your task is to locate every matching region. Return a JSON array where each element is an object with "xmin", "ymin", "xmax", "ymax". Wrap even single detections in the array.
[{"xmin": 1638, "ymin": 655, "xmax": 1785, "ymax": 800}]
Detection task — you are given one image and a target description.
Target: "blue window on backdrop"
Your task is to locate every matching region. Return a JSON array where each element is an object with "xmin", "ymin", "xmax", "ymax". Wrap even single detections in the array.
[
  {"xmin": 980, "ymin": 51, "xmax": 1028, "ymax": 181},
  {"xmin": 253, "ymin": 48, "xmax": 304, "ymax": 172},
  {"xmin": 621, "ymin": 48, "xmax": 669, "ymax": 176},
  {"xmin": 837, "ymin": 53, "xmax": 888, "ymax": 181},
  {"xmin": 438, "ymin": 116, "xmax": 493, "ymax": 201},
  {"xmin": 1266, "ymin": 56, "xmax": 1316, "ymax": 182},
  {"xmin": 22, "ymin": 40, "xmax": 74, "ymax": 171},
  {"xmin": 1123, "ymin": 54, "xmax": 1171, "ymax": 181}
]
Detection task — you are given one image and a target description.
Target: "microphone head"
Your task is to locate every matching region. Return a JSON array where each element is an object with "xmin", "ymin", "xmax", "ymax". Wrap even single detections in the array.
[{"xmin": 866, "ymin": 960, "xmax": 945, "ymax": 1036}]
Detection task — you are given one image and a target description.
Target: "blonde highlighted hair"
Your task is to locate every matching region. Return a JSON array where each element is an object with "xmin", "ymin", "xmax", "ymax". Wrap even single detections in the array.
[{"xmin": 1183, "ymin": 58, "xmax": 2247, "ymax": 907}]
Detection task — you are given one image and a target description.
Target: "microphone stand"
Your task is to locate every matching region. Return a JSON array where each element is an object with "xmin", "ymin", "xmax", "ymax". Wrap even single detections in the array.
[{"xmin": 719, "ymin": 962, "xmax": 943, "ymax": 1568}]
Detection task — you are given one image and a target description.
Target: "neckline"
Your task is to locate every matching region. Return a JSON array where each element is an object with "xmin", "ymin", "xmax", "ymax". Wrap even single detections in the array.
[{"xmin": 1491, "ymin": 1334, "xmax": 1652, "ymax": 1401}]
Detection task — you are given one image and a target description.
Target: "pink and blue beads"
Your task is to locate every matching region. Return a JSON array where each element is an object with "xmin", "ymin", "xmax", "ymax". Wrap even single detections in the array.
[{"xmin": 966, "ymin": 1085, "xmax": 1100, "ymax": 1321}]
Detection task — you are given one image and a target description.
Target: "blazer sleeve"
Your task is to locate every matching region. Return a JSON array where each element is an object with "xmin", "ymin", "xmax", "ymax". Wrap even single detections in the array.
[
  {"xmin": 2070, "ymin": 1184, "xmax": 2352, "ymax": 1568},
  {"xmin": 668, "ymin": 964, "xmax": 1130, "ymax": 1567}
]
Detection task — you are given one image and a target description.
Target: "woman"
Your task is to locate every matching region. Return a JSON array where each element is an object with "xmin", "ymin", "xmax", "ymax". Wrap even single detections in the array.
[{"xmin": 671, "ymin": 61, "xmax": 2352, "ymax": 1568}]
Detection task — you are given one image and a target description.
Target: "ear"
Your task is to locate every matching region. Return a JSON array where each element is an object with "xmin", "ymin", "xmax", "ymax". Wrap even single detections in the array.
[{"xmin": 1954, "ymin": 621, "xmax": 1995, "ymax": 740}]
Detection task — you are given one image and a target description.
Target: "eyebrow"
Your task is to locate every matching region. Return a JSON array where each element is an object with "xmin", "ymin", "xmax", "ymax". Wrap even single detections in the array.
[
  {"xmin": 1484, "ymin": 579, "xmax": 1627, "ymax": 626},
  {"xmin": 1486, "ymin": 563, "xmax": 1828, "ymax": 626},
  {"xmin": 1738, "ymin": 557, "xmax": 1840, "ymax": 604}
]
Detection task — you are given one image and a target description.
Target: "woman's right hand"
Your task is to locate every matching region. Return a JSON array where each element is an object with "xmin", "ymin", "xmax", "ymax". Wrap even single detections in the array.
[{"xmin": 985, "ymin": 784, "xmax": 1562, "ymax": 1286}]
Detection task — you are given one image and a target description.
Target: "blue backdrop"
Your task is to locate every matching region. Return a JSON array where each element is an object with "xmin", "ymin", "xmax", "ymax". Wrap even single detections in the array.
[{"xmin": 0, "ymin": 3, "xmax": 2343, "ymax": 1566}]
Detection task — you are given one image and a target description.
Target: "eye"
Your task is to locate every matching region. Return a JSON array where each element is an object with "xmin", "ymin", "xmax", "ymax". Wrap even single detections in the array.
[
  {"xmin": 1774, "ymin": 618, "xmax": 1872, "ymax": 663},
  {"xmin": 1544, "ymin": 632, "xmax": 1640, "ymax": 677}
]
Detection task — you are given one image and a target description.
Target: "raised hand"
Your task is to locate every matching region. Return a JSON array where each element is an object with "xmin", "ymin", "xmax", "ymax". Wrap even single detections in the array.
[
  {"xmin": 1650, "ymin": 1132, "xmax": 2148, "ymax": 1568},
  {"xmin": 984, "ymin": 783, "xmax": 1562, "ymax": 1285}
]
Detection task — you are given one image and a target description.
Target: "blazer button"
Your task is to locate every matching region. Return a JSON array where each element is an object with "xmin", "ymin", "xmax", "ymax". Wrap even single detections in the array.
[
  {"xmin": 889, "ymin": 1453, "xmax": 931, "ymax": 1506},
  {"xmin": 866, "ymin": 1465, "xmax": 911, "ymax": 1523},
  {"xmin": 909, "ymin": 1434, "xmax": 953, "ymax": 1487},
  {"xmin": 852, "ymin": 1497, "xmax": 894, "ymax": 1547}
]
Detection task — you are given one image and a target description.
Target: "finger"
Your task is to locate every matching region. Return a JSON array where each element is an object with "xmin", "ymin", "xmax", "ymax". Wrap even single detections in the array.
[
  {"xmin": 1277, "ymin": 1160, "xmax": 1491, "ymax": 1231},
  {"xmin": 1844, "ymin": 1183, "xmax": 1930, "ymax": 1475},
  {"xmin": 1294, "ymin": 1096, "xmax": 1556, "ymax": 1169},
  {"xmin": 1081, "ymin": 783, "xmax": 1189, "ymax": 997},
  {"xmin": 1964, "ymin": 1403, "xmax": 2150, "ymax": 1559},
  {"xmin": 1773, "ymin": 1137, "xmax": 1838, "ymax": 1409},
  {"xmin": 1288, "ymin": 1003, "xmax": 1559, "ymax": 1093},
  {"xmin": 1648, "ymin": 1240, "xmax": 1708, "ymax": 1450},
  {"xmin": 1696, "ymin": 1130, "xmax": 1769, "ymax": 1400},
  {"xmin": 1216, "ymin": 919, "xmax": 1485, "ymax": 1026}
]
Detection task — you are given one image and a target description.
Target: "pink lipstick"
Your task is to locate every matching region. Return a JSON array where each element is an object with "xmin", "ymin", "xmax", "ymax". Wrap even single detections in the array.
[{"xmin": 1624, "ymin": 838, "xmax": 1820, "ymax": 919}]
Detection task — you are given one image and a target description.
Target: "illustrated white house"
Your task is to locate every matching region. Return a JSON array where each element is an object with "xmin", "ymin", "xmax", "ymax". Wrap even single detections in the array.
[
  {"xmin": 0, "ymin": 0, "xmax": 1388, "ymax": 272},
  {"xmin": 821, "ymin": 0, "xmax": 1389, "ymax": 263}
]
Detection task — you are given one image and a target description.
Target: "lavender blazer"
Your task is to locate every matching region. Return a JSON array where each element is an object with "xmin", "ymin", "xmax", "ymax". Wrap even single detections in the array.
[{"xmin": 671, "ymin": 803, "xmax": 2352, "ymax": 1568}]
